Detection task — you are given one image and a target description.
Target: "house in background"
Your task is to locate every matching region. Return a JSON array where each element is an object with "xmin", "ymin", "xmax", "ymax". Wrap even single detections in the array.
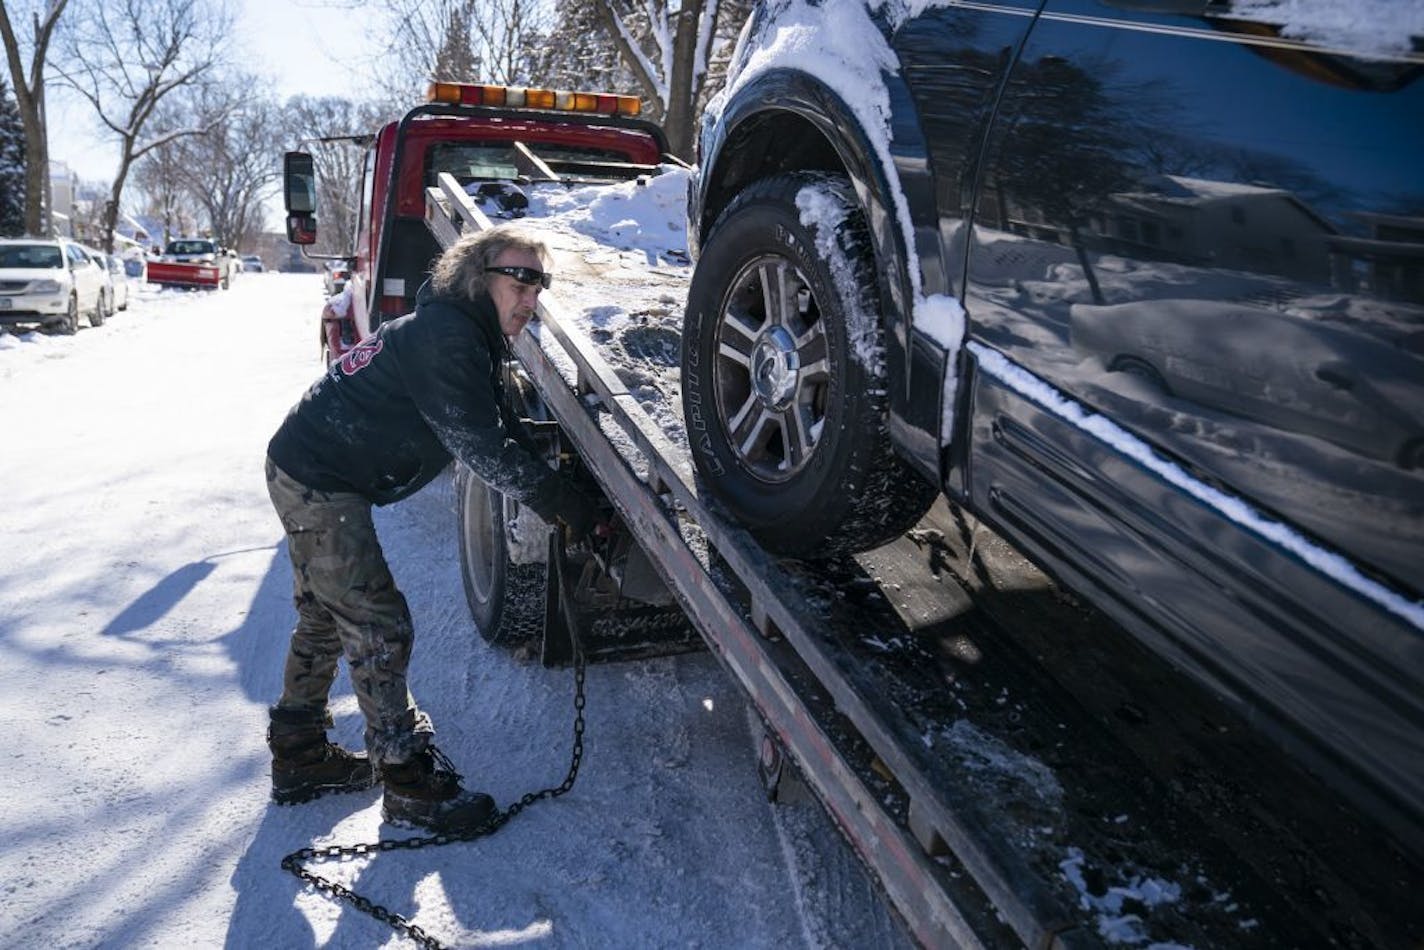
[
  {"xmin": 45, "ymin": 159, "xmax": 117, "ymax": 245},
  {"xmin": 47, "ymin": 159, "xmax": 78, "ymax": 238}
]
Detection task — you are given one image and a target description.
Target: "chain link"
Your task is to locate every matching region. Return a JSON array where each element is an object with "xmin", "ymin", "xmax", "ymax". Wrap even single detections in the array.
[{"xmin": 280, "ymin": 642, "xmax": 587, "ymax": 950}]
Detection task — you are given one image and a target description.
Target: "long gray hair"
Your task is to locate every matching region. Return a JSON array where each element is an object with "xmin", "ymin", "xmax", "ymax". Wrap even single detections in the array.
[{"xmin": 429, "ymin": 224, "xmax": 548, "ymax": 300}]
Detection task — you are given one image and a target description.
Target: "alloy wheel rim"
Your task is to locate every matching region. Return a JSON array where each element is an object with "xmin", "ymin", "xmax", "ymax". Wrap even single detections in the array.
[{"xmin": 713, "ymin": 254, "xmax": 831, "ymax": 482}]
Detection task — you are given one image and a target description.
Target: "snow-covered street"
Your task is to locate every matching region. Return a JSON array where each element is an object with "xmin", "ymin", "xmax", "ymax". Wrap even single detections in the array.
[{"xmin": 0, "ymin": 274, "xmax": 908, "ymax": 949}]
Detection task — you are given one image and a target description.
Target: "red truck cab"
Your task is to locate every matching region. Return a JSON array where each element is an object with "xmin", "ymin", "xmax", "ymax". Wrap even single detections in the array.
[{"xmin": 284, "ymin": 82, "xmax": 671, "ymax": 362}]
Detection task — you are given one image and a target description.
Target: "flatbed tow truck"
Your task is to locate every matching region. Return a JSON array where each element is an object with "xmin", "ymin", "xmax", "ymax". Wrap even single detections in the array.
[{"xmin": 281, "ymin": 85, "xmax": 1420, "ymax": 949}]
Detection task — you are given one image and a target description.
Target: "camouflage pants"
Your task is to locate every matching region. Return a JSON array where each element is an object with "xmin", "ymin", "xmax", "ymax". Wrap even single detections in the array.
[{"xmin": 265, "ymin": 457, "xmax": 433, "ymax": 766}]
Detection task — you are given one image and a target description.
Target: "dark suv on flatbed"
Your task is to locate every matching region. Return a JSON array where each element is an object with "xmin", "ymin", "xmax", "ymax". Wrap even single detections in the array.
[{"xmin": 682, "ymin": 0, "xmax": 1424, "ymax": 856}]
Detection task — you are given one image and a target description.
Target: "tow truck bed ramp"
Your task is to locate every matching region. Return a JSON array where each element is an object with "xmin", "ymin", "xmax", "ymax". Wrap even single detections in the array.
[{"xmin": 425, "ymin": 173, "xmax": 1085, "ymax": 948}]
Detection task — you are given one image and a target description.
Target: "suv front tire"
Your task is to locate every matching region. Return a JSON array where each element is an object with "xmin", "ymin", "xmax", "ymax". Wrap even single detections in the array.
[{"xmin": 681, "ymin": 172, "xmax": 935, "ymax": 557}]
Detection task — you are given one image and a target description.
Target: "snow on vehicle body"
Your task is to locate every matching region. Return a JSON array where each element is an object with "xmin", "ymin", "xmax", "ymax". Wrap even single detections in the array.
[
  {"xmin": 684, "ymin": 0, "xmax": 1424, "ymax": 868},
  {"xmin": 146, "ymin": 238, "xmax": 233, "ymax": 290},
  {"xmin": 284, "ymin": 81, "xmax": 670, "ymax": 364}
]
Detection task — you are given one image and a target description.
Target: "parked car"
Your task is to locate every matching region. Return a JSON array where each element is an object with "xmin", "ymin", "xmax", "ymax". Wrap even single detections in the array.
[
  {"xmin": 0, "ymin": 238, "xmax": 108, "ymax": 333},
  {"xmin": 79, "ymin": 246, "xmax": 119, "ymax": 326},
  {"xmin": 683, "ymin": 0, "xmax": 1424, "ymax": 855},
  {"xmin": 242, "ymin": 255, "xmax": 265, "ymax": 273},
  {"xmin": 103, "ymin": 253, "xmax": 130, "ymax": 312}
]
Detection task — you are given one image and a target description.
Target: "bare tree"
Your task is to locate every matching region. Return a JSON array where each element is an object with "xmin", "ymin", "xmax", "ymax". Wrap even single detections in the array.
[
  {"xmin": 469, "ymin": 0, "xmax": 546, "ymax": 84},
  {"xmin": 53, "ymin": 0, "xmax": 233, "ymax": 252},
  {"xmin": 131, "ymin": 126, "xmax": 195, "ymax": 245},
  {"xmin": 171, "ymin": 78, "xmax": 284, "ymax": 251},
  {"xmin": 523, "ymin": 0, "xmax": 634, "ymax": 93},
  {"xmin": 593, "ymin": 0, "xmax": 732, "ymax": 159},
  {"xmin": 374, "ymin": 0, "xmax": 547, "ymax": 97},
  {"xmin": 0, "ymin": 0, "xmax": 71, "ymax": 235},
  {"xmin": 372, "ymin": 0, "xmax": 473, "ymax": 100},
  {"xmin": 432, "ymin": 3, "xmax": 480, "ymax": 83},
  {"xmin": 282, "ymin": 94, "xmax": 383, "ymax": 256}
]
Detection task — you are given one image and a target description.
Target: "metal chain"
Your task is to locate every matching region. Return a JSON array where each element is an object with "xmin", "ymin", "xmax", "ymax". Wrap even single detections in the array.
[{"xmin": 280, "ymin": 645, "xmax": 587, "ymax": 950}]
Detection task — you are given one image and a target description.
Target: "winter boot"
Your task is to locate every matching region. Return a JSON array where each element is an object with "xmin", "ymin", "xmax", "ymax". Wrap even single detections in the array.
[
  {"xmin": 268, "ymin": 707, "xmax": 375, "ymax": 805},
  {"xmin": 381, "ymin": 745, "xmax": 497, "ymax": 834}
]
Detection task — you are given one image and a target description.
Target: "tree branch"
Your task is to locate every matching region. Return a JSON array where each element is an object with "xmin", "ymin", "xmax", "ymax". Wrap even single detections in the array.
[{"xmin": 594, "ymin": 0, "xmax": 666, "ymax": 111}]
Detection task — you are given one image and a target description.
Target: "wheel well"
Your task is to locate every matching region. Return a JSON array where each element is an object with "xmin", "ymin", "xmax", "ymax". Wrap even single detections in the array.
[{"xmin": 701, "ymin": 111, "xmax": 844, "ymax": 247}]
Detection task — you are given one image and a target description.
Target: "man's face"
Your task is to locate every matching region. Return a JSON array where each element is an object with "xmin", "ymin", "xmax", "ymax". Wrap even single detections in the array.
[{"xmin": 487, "ymin": 247, "xmax": 547, "ymax": 337}]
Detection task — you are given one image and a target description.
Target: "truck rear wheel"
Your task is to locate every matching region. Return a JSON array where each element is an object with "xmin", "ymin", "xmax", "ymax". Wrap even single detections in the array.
[
  {"xmin": 456, "ymin": 369, "xmax": 556, "ymax": 648},
  {"xmin": 681, "ymin": 172, "xmax": 936, "ymax": 557},
  {"xmin": 455, "ymin": 465, "xmax": 546, "ymax": 648}
]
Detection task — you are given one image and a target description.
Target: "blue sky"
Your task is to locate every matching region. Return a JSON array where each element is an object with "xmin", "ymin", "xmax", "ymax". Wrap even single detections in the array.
[{"xmin": 50, "ymin": 0, "xmax": 378, "ymax": 184}]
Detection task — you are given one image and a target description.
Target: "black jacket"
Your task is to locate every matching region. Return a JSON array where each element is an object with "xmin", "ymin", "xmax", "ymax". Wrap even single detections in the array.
[{"xmin": 267, "ymin": 281, "xmax": 555, "ymax": 509}]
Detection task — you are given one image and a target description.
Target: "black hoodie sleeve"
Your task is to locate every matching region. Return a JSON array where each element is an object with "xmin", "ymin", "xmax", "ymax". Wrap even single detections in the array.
[{"xmin": 402, "ymin": 305, "xmax": 557, "ymax": 506}]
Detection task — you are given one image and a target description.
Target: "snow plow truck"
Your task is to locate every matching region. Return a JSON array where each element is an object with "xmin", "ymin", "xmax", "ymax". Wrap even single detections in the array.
[{"xmin": 145, "ymin": 238, "xmax": 233, "ymax": 290}]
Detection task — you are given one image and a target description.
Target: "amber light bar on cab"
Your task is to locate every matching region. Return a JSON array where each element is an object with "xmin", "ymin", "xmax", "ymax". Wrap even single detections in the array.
[{"xmin": 426, "ymin": 82, "xmax": 641, "ymax": 117}]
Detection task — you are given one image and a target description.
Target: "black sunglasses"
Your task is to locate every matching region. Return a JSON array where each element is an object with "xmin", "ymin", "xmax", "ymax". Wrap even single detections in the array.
[{"xmin": 485, "ymin": 265, "xmax": 552, "ymax": 290}]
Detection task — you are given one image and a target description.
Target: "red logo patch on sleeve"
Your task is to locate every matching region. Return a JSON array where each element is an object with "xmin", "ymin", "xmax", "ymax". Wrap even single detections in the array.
[{"xmin": 338, "ymin": 337, "xmax": 384, "ymax": 376}]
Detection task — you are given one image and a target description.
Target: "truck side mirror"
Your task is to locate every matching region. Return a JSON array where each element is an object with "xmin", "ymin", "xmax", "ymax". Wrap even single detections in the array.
[
  {"xmin": 287, "ymin": 214, "xmax": 318, "ymax": 245},
  {"xmin": 284, "ymin": 151, "xmax": 317, "ymax": 214}
]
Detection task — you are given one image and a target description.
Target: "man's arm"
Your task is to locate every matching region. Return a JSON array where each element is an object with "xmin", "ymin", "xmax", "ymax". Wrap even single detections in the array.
[
  {"xmin": 409, "ymin": 321, "xmax": 597, "ymax": 534},
  {"xmin": 414, "ymin": 329, "xmax": 553, "ymax": 501}
]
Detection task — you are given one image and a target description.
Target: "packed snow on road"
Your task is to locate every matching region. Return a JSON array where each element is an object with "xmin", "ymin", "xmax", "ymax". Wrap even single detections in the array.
[{"xmin": 0, "ymin": 192, "xmax": 911, "ymax": 947}]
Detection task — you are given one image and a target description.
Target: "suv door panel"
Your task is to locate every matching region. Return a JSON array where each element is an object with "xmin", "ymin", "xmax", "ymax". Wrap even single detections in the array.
[{"xmin": 963, "ymin": 0, "xmax": 1424, "ymax": 846}]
